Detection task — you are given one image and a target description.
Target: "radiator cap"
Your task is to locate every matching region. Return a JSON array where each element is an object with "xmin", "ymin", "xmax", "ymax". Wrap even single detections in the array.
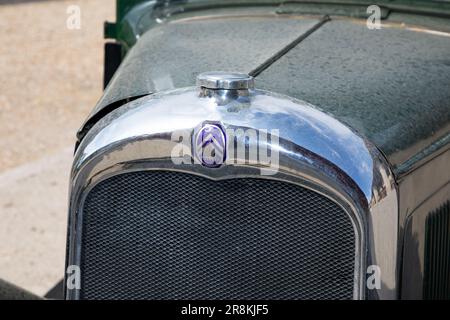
[{"xmin": 197, "ymin": 71, "xmax": 254, "ymax": 90}]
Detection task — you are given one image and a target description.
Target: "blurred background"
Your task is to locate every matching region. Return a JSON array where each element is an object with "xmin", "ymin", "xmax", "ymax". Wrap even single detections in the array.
[{"xmin": 0, "ymin": 0, "xmax": 114, "ymax": 295}]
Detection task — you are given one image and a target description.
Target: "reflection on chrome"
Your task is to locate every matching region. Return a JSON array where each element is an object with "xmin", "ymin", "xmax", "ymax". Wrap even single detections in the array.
[{"xmin": 67, "ymin": 86, "xmax": 398, "ymax": 300}]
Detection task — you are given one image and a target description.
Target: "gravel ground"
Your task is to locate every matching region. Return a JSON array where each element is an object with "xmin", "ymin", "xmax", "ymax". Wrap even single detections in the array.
[{"xmin": 0, "ymin": 0, "xmax": 114, "ymax": 296}]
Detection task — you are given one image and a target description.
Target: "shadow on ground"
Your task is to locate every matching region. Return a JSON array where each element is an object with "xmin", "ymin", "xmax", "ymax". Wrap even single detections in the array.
[{"xmin": 0, "ymin": 0, "xmax": 54, "ymax": 5}]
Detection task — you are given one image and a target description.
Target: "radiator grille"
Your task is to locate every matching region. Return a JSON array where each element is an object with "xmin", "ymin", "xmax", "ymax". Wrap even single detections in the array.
[
  {"xmin": 423, "ymin": 201, "xmax": 450, "ymax": 300},
  {"xmin": 79, "ymin": 171, "xmax": 356, "ymax": 299}
]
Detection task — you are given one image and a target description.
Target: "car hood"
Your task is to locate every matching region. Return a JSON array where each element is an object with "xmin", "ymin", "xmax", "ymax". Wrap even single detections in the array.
[{"xmin": 81, "ymin": 12, "xmax": 450, "ymax": 175}]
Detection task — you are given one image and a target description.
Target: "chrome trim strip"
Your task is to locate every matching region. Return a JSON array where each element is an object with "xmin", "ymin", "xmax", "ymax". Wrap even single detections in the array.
[{"xmin": 66, "ymin": 87, "xmax": 398, "ymax": 300}]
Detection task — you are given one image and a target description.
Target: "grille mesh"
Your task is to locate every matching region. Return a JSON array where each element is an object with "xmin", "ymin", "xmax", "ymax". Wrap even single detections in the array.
[{"xmin": 80, "ymin": 171, "xmax": 356, "ymax": 300}]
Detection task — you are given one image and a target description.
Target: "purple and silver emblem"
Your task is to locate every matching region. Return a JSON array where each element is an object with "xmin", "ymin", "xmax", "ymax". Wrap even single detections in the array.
[{"xmin": 194, "ymin": 123, "xmax": 227, "ymax": 168}]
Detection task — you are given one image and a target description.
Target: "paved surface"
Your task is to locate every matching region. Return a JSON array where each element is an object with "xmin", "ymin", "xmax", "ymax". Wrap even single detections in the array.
[{"xmin": 0, "ymin": 0, "xmax": 114, "ymax": 296}]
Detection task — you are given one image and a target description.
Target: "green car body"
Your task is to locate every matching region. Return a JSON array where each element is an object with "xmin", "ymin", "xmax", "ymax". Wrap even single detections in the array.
[
  {"xmin": 93, "ymin": 0, "xmax": 450, "ymax": 175},
  {"xmin": 73, "ymin": 0, "xmax": 450, "ymax": 299}
]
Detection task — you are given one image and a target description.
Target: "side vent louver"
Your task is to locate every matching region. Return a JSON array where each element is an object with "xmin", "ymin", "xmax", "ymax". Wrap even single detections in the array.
[{"xmin": 423, "ymin": 201, "xmax": 450, "ymax": 300}]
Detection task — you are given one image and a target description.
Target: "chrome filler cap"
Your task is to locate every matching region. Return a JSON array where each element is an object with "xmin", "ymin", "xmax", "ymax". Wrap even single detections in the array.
[{"xmin": 197, "ymin": 71, "xmax": 254, "ymax": 90}]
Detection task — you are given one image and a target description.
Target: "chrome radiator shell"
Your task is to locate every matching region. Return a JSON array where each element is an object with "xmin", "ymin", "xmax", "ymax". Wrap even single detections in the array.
[{"xmin": 66, "ymin": 87, "xmax": 398, "ymax": 300}]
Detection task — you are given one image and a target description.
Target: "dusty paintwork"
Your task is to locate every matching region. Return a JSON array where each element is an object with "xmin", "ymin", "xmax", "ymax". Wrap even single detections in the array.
[
  {"xmin": 83, "ymin": 2, "xmax": 450, "ymax": 174},
  {"xmin": 255, "ymin": 19, "xmax": 450, "ymax": 170}
]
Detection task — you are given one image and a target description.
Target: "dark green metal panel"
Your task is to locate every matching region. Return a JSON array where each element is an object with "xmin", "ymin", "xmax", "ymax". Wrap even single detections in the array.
[
  {"xmin": 255, "ymin": 19, "xmax": 450, "ymax": 170},
  {"xmin": 111, "ymin": 1, "xmax": 450, "ymax": 52},
  {"xmin": 90, "ymin": 2, "xmax": 450, "ymax": 173},
  {"xmin": 117, "ymin": 0, "xmax": 149, "ymax": 22}
]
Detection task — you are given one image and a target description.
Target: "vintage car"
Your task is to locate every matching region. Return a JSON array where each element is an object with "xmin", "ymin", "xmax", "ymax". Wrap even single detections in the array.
[{"xmin": 30, "ymin": 0, "xmax": 450, "ymax": 300}]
